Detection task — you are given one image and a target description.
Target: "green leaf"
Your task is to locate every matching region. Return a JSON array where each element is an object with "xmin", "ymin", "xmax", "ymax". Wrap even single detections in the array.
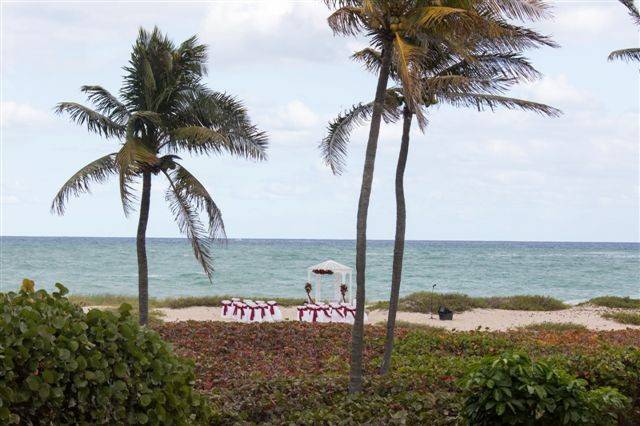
[
  {"xmin": 140, "ymin": 394, "xmax": 151, "ymax": 407},
  {"xmin": 54, "ymin": 283, "xmax": 69, "ymax": 296},
  {"xmin": 137, "ymin": 412, "xmax": 149, "ymax": 424},
  {"xmin": 42, "ymin": 370, "xmax": 56, "ymax": 384},
  {"xmin": 58, "ymin": 348, "xmax": 71, "ymax": 361},
  {"xmin": 114, "ymin": 363, "xmax": 128, "ymax": 378},
  {"xmin": 26, "ymin": 375, "xmax": 41, "ymax": 391}
]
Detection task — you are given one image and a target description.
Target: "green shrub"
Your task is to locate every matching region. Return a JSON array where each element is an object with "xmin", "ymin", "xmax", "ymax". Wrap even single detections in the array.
[
  {"xmin": 603, "ymin": 311, "xmax": 640, "ymax": 326},
  {"xmin": 0, "ymin": 284, "xmax": 210, "ymax": 425},
  {"xmin": 586, "ymin": 296, "xmax": 640, "ymax": 309},
  {"xmin": 558, "ymin": 347, "xmax": 640, "ymax": 423},
  {"xmin": 482, "ymin": 295, "xmax": 567, "ymax": 311},
  {"xmin": 369, "ymin": 293, "xmax": 567, "ymax": 313},
  {"xmin": 461, "ymin": 353, "xmax": 628, "ymax": 425}
]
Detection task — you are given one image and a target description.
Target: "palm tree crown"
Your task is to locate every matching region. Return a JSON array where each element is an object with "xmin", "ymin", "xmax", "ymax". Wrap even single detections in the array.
[
  {"xmin": 608, "ymin": 0, "xmax": 640, "ymax": 63},
  {"xmin": 52, "ymin": 27, "xmax": 268, "ymax": 280},
  {"xmin": 321, "ymin": 20, "xmax": 559, "ymax": 175},
  {"xmin": 325, "ymin": 0, "xmax": 553, "ymax": 127}
]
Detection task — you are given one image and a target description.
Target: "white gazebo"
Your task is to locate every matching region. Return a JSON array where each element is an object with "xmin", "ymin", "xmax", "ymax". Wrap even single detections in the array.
[{"xmin": 307, "ymin": 260, "xmax": 353, "ymax": 304}]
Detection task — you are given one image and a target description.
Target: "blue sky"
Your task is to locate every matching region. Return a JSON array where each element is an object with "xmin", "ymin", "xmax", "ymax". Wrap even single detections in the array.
[{"xmin": 1, "ymin": 1, "xmax": 638, "ymax": 242}]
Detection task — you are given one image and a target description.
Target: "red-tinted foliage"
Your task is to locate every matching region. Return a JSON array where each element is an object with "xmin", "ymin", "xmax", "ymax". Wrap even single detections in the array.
[{"xmin": 155, "ymin": 321, "xmax": 407, "ymax": 391}]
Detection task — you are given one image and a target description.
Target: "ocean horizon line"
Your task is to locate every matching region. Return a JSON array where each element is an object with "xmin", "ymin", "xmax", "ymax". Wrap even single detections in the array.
[{"xmin": 1, "ymin": 235, "xmax": 639, "ymax": 245}]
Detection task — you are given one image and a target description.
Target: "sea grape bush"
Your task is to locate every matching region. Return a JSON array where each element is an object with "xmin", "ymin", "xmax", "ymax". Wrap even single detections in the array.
[
  {"xmin": 460, "ymin": 353, "xmax": 628, "ymax": 425},
  {"xmin": 0, "ymin": 284, "xmax": 210, "ymax": 425}
]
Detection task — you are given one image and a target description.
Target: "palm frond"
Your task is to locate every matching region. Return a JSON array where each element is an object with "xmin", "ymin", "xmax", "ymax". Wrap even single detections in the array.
[
  {"xmin": 167, "ymin": 162, "xmax": 226, "ymax": 241},
  {"xmin": 327, "ymin": 6, "xmax": 368, "ymax": 36},
  {"xmin": 415, "ymin": 6, "xmax": 470, "ymax": 27},
  {"xmin": 81, "ymin": 85, "xmax": 129, "ymax": 123},
  {"xmin": 620, "ymin": 0, "xmax": 640, "ymax": 26},
  {"xmin": 608, "ymin": 48, "xmax": 640, "ymax": 62},
  {"xmin": 352, "ymin": 48, "xmax": 383, "ymax": 74},
  {"xmin": 168, "ymin": 126, "xmax": 233, "ymax": 154},
  {"xmin": 115, "ymin": 138, "xmax": 159, "ymax": 216},
  {"xmin": 163, "ymin": 169, "xmax": 214, "ymax": 281},
  {"xmin": 320, "ymin": 91, "xmax": 402, "ymax": 175},
  {"xmin": 54, "ymin": 102, "xmax": 126, "ymax": 138},
  {"xmin": 476, "ymin": 21, "xmax": 558, "ymax": 51},
  {"xmin": 170, "ymin": 90, "xmax": 268, "ymax": 160},
  {"xmin": 440, "ymin": 92, "xmax": 561, "ymax": 117},
  {"xmin": 392, "ymin": 33, "xmax": 427, "ymax": 128},
  {"xmin": 436, "ymin": 53, "xmax": 540, "ymax": 83},
  {"xmin": 478, "ymin": 0, "xmax": 551, "ymax": 22},
  {"xmin": 124, "ymin": 110, "xmax": 164, "ymax": 141},
  {"xmin": 51, "ymin": 153, "xmax": 118, "ymax": 215},
  {"xmin": 423, "ymin": 75, "xmax": 509, "ymax": 98}
]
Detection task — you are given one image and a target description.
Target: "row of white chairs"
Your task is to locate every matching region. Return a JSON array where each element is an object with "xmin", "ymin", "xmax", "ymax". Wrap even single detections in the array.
[
  {"xmin": 220, "ymin": 298, "xmax": 283, "ymax": 322},
  {"xmin": 296, "ymin": 302, "xmax": 367, "ymax": 324}
]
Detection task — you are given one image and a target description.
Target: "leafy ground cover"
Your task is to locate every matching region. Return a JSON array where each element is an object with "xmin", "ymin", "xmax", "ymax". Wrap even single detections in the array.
[
  {"xmin": 156, "ymin": 322, "xmax": 640, "ymax": 424},
  {"xmin": 369, "ymin": 292, "xmax": 568, "ymax": 312}
]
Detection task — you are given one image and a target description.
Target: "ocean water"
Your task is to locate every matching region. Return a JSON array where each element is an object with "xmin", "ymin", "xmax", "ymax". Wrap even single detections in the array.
[{"xmin": 0, "ymin": 237, "xmax": 638, "ymax": 302}]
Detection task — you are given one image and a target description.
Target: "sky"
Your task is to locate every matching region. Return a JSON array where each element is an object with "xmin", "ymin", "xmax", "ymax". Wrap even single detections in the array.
[{"xmin": 0, "ymin": 0, "xmax": 638, "ymax": 242}]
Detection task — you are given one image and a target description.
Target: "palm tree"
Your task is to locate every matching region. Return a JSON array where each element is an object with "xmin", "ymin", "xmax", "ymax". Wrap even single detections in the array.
[
  {"xmin": 324, "ymin": 0, "xmax": 481, "ymax": 394},
  {"xmin": 322, "ymin": 8, "xmax": 560, "ymax": 376},
  {"xmin": 324, "ymin": 0, "xmax": 555, "ymax": 393},
  {"xmin": 52, "ymin": 28, "xmax": 268, "ymax": 325},
  {"xmin": 609, "ymin": 0, "xmax": 640, "ymax": 63}
]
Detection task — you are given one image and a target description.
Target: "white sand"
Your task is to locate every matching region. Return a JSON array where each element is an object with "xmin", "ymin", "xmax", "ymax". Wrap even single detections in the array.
[{"xmin": 155, "ymin": 305, "xmax": 639, "ymax": 331}]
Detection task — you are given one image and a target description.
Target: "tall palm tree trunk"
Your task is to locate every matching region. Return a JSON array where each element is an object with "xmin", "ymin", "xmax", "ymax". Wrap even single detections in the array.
[
  {"xmin": 137, "ymin": 171, "xmax": 152, "ymax": 325},
  {"xmin": 349, "ymin": 42, "xmax": 393, "ymax": 394},
  {"xmin": 380, "ymin": 107, "xmax": 412, "ymax": 375}
]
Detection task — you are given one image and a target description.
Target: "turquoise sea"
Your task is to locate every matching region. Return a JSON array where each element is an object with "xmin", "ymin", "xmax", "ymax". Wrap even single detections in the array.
[{"xmin": 0, "ymin": 237, "xmax": 638, "ymax": 302}]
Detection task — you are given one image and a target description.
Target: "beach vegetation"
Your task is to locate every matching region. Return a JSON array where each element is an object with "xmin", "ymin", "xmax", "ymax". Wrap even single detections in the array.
[
  {"xmin": 603, "ymin": 311, "xmax": 640, "ymax": 326},
  {"xmin": 68, "ymin": 293, "xmax": 306, "ymax": 309},
  {"xmin": 586, "ymin": 296, "xmax": 640, "ymax": 309},
  {"xmin": 51, "ymin": 27, "xmax": 268, "ymax": 325},
  {"xmin": 368, "ymin": 292, "xmax": 568, "ymax": 313},
  {"xmin": 519, "ymin": 322, "xmax": 588, "ymax": 332},
  {"xmin": 461, "ymin": 352, "xmax": 628, "ymax": 425},
  {"xmin": 155, "ymin": 321, "xmax": 640, "ymax": 424},
  {"xmin": 0, "ymin": 285, "xmax": 210, "ymax": 424}
]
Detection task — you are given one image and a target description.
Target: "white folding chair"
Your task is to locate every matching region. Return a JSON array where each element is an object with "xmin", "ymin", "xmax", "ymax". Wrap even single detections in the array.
[
  {"xmin": 267, "ymin": 301, "xmax": 282, "ymax": 321},
  {"xmin": 220, "ymin": 300, "xmax": 233, "ymax": 319}
]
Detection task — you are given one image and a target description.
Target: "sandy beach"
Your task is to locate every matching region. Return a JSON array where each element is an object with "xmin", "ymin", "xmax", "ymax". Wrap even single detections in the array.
[{"xmin": 154, "ymin": 305, "xmax": 640, "ymax": 331}]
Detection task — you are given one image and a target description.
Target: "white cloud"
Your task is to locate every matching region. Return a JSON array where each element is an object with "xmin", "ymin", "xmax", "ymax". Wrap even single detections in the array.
[
  {"xmin": 0, "ymin": 101, "xmax": 52, "ymax": 128},
  {"xmin": 525, "ymin": 75, "xmax": 595, "ymax": 106},
  {"xmin": 200, "ymin": 1, "xmax": 347, "ymax": 66},
  {"xmin": 260, "ymin": 100, "xmax": 320, "ymax": 131},
  {"xmin": 554, "ymin": 6, "xmax": 615, "ymax": 35},
  {"xmin": 0, "ymin": 195, "xmax": 20, "ymax": 205}
]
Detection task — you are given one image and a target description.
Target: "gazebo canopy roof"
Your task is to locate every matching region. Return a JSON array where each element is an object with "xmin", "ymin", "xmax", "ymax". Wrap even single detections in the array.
[{"xmin": 308, "ymin": 259, "xmax": 352, "ymax": 274}]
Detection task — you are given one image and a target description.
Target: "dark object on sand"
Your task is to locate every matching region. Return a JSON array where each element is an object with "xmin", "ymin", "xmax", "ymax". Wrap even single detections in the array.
[{"xmin": 438, "ymin": 306, "xmax": 453, "ymax": 320}]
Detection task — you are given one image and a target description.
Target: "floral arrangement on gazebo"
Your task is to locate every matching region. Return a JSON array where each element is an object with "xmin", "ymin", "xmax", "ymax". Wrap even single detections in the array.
[
  {"xmin": 304, "ymin": 282, "xmax": 315, "ymax": 303},
  {"xmin": 312, "ymin": 269, "xmax": 334, "ymax": 275}
]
